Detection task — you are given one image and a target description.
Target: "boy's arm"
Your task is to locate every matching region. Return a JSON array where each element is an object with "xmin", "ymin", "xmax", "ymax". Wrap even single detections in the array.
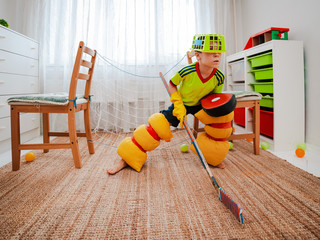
[
  {"xmin": 168, "ymin": 80, "xmax": 178, "ymax": 94},
  {"xmin": 212, "ymin": 83, "xmax": 224, "ymax": 93},
  {"xmin": 212, "ymin": 70, "xmax": 225, "ymax": 93}
]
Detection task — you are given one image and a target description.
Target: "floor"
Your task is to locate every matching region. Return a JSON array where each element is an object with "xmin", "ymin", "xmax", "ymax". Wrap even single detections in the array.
[
  {"xmin": 273, "ymin": 143, "xmax": 320, "ymax": 177},
  {"xmin": 1, "ymin": 133, "xmax": 319, "ymax": 239},
  {"xmin": 256, "ymin": 136, "xmax": 320, "ymax": 177},
  {"xmin": 233, "ymin": 124, "xmax": 320, "ymax": 178},
  {"xmin": 0, "ymin": 135, "xmax": 319, "ymax": 177}
]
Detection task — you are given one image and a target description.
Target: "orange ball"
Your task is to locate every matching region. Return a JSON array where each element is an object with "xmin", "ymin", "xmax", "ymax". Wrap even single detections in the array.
[
  {"xmin": 165, "ymin": 139, "xmax": 171, "ymax": 142},
  {"xmin": 25, "ymin": 152, "xmax": 35, "ymax": 162},
  {"xmin": 246, "ymin": 138, "xmax": 253, "ymax": 142},
  {"xmin": 295, "ymin": 148, "xmax": 305, "ymax": 158}
]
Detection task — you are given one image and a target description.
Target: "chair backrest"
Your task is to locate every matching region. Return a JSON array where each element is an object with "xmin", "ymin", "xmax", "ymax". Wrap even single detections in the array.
[{"xmin": 68, "ymin": 41, "xmax": 97, "ymax": 106}]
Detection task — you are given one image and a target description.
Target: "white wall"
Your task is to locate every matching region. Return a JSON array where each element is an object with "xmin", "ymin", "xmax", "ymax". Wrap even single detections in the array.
[
  {"xmin": 0, "ymin": 0, "xmax": 17, "ymax": 30},
  {"xmin": 237, "ymin": 0, "xmax": 320, "ymax": 147}
]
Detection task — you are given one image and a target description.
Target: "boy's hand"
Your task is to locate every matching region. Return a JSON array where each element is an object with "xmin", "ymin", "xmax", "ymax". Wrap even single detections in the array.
[
  {"xmin": 170, "ymin": 91, "xmax": 187, "ymax": 128},
  {"xmin": 188, "ymin": 50, "xmax": 195, "ymax": 57}
]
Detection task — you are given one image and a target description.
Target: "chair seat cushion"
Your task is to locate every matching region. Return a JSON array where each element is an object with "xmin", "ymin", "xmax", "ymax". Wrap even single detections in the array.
[
  {"xmin": 7, "ymin": 93, "xmax": 87, "ymax": 106},
  {"xmin": 223, "ymin": 91, "xmax": 262, "ymax": 101}
]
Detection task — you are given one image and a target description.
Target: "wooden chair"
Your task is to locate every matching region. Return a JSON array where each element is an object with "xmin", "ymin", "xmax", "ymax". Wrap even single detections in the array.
[
  {"xmin": 8, "ymin": 41, "xmax": 96, "ymax": 171},
  {"xmin": 187, "ymin": 51, "xmax": 261, "ymax": 155}
]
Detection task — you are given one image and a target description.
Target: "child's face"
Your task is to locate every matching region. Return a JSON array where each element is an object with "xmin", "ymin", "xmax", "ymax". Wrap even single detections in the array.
[{"xmin": 196, "ymin": 52, "xmax": 221, "ymax": 69}]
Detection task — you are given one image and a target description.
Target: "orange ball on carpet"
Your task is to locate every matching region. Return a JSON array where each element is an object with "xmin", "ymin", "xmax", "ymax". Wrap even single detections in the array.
[
  {"xmin": 295, "ymin": 148, "xmax": 305, "ymax": 158},
  {"xmin": 24, "ymin": 152, "xmax": 35, "ymax": 162},
  {"xmin": 25, "ymin": 152, "xmax": 35, "ymax": 162}
]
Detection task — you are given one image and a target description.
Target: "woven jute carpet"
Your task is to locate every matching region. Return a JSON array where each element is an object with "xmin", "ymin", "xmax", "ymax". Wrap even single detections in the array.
[{"xmin": 0, "ymin": 131, "xmax": 319, "ymax": 239}]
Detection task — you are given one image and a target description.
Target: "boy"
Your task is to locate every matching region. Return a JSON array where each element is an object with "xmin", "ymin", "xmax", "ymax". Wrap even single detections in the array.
[{"xmin": 107, "ymin": 34, "xmax": 227, "ymax": 175}]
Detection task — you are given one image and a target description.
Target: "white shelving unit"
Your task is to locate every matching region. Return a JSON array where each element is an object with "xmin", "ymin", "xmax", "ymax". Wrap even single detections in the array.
[
  {"xmin": 0, "ymin": 25, "xmax": 40, "ymax": 153},
  {"xmin": 226, "ymin": 40, "xmax": 305, "ymax": 152}
]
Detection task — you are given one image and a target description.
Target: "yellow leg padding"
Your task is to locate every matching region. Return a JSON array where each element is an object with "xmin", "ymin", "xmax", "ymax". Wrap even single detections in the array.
[
  {"xmin": 204, "ymin": 125, "xmax": 233, "ymax": 139},
  {"xmin": 117, "ymin": 137, "xmax": 147, "ymax": 172},
  {"xmin": 195, "ymin": 110, "xmax": 234, "ymax": 124},
  {"xmin": 189, "ymin": 133, "xmax": 229, "ymax": 166},
  {"xmin": 117, "ymin": 112, "xmax": 173, "ymax": 172},
  {"xmin": 133, "ymin": 124, "xmax": 160, "ymax": 151},
  {"xmin": 148, "ymin": 113, "xmax": 173, "ymax": 141},
  {"xmin": 190, "ymin": 110, "xmax": 235, "ymax": 166}
]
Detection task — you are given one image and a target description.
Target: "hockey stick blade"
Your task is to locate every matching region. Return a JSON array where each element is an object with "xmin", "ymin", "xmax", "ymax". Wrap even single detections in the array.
[{"xmin": 219, "ymin": 188, "xmax": 244, "ymax": 224}]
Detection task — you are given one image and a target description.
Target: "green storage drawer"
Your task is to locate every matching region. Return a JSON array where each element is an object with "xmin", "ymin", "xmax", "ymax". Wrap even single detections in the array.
[
  {"xmin": 250, "ymin": 67, "xmax": 273, "ymax": 80},
  {"xmin": 250, "ymin": 82, "xmax": 273, "ymax": 93},
  {"xmin": 247, "ymin": 52, "xmax": 273, "ymax": 68},
  {"xmin": 261, "ymin": 96, "xmax": 274, "ymax": 108}
]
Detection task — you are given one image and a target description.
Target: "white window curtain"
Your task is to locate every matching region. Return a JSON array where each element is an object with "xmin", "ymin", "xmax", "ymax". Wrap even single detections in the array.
[{"xmin": 14, "ymin": 0, "xmax": 237, "ymax": 133}]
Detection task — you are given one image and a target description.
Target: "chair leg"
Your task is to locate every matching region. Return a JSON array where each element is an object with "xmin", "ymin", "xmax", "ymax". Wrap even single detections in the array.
[
  {"xmin": 253, "ymin": 101, "xmax": 260, "ymax": 155},
  {"xmin": 68, "ymin": 108, "xmax": 82, "ymax": 168},
  {"xmin": 84, "ymin": 107, "xmax": 95, "ymax": 154},
  {"xmin": 193, "ymin": 117, "xmax": 199, "ymax": 138},
  {"xmin": 10, "ymin": 107, "xmax": 21, "ymax": 171},
  {"xmin": 43, "ymin": 113, "xmax": 50, "ymax": 153}
]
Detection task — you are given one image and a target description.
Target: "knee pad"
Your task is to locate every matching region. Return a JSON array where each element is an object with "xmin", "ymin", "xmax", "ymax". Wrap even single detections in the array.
[
  {"xmin": 190, "ymin": 109, "xmax": 234, "ymax": 167},
  {"xmin": 195, "ymin": 110, "xmax": 234, "ymax": 125},
  {"xmin": 148, "ymin": 113, "xmax": 173, "ymax": 141},
  {"xmin": 189, "ymin": 132, "xmax": 229, "ymax": 166},
  {"xmin": 117, "ymin": 113, "xmax": 173, "ymax": 172},
  {"xmin": 117, "ymin": 137, "xmax": 148, "ymax": 172}
]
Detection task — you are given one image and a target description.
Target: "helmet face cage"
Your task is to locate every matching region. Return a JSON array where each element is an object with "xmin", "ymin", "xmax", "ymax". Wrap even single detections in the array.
[{"xmin": 191, "ymin": 34, "xmax": 227, "ymax": 53}]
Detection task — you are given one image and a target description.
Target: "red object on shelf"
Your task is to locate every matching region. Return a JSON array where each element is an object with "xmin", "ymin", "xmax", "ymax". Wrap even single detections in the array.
[
  {"xmin": 244, "ymin": 27, "xmax": 290, "ymax": 50},
  {"xmin": 234, "ymin": 108, "xmax": 245, "ymax": 127},
  {"xmin": 260, "ymin": 109, "xmax": 274, "ymax": 138},
  {"xmin": 249, "ymin": 108, "xmax": 274, "ymax": 138}
]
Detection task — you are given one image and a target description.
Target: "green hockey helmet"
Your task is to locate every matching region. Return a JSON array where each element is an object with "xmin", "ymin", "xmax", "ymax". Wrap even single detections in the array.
[{"xmin": 191, "ymin": 34, "xmax": 228, "ymax": 53}]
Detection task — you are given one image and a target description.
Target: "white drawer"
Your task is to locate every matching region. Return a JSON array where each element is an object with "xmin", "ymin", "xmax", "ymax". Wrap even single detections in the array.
[
  {"xmin": 0, "ymin": 73, "xmax": 39, "ymax": 95},
  {"xmin": 0, "ymin": 50, "xmax": 38, "ymax": 76},
  {"xmin": 229, "ymin": 60, "xmax": 245, "ymax": 82},
  {"xmin": 0, "ymin": 113, "xmax": 40, "ymax": 142},
  {"xmin": 0, "ymin": 95, "xmax": 11, "ymax": 118},
  {"xmin": 0, "ymin": 26, "xmax": 38, "ymax": 59}
]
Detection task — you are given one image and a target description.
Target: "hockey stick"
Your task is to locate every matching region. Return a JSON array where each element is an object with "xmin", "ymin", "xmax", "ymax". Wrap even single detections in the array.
[{"xmin": 159, "ymin": 72, "xmax": 243, "ymax": 224}]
